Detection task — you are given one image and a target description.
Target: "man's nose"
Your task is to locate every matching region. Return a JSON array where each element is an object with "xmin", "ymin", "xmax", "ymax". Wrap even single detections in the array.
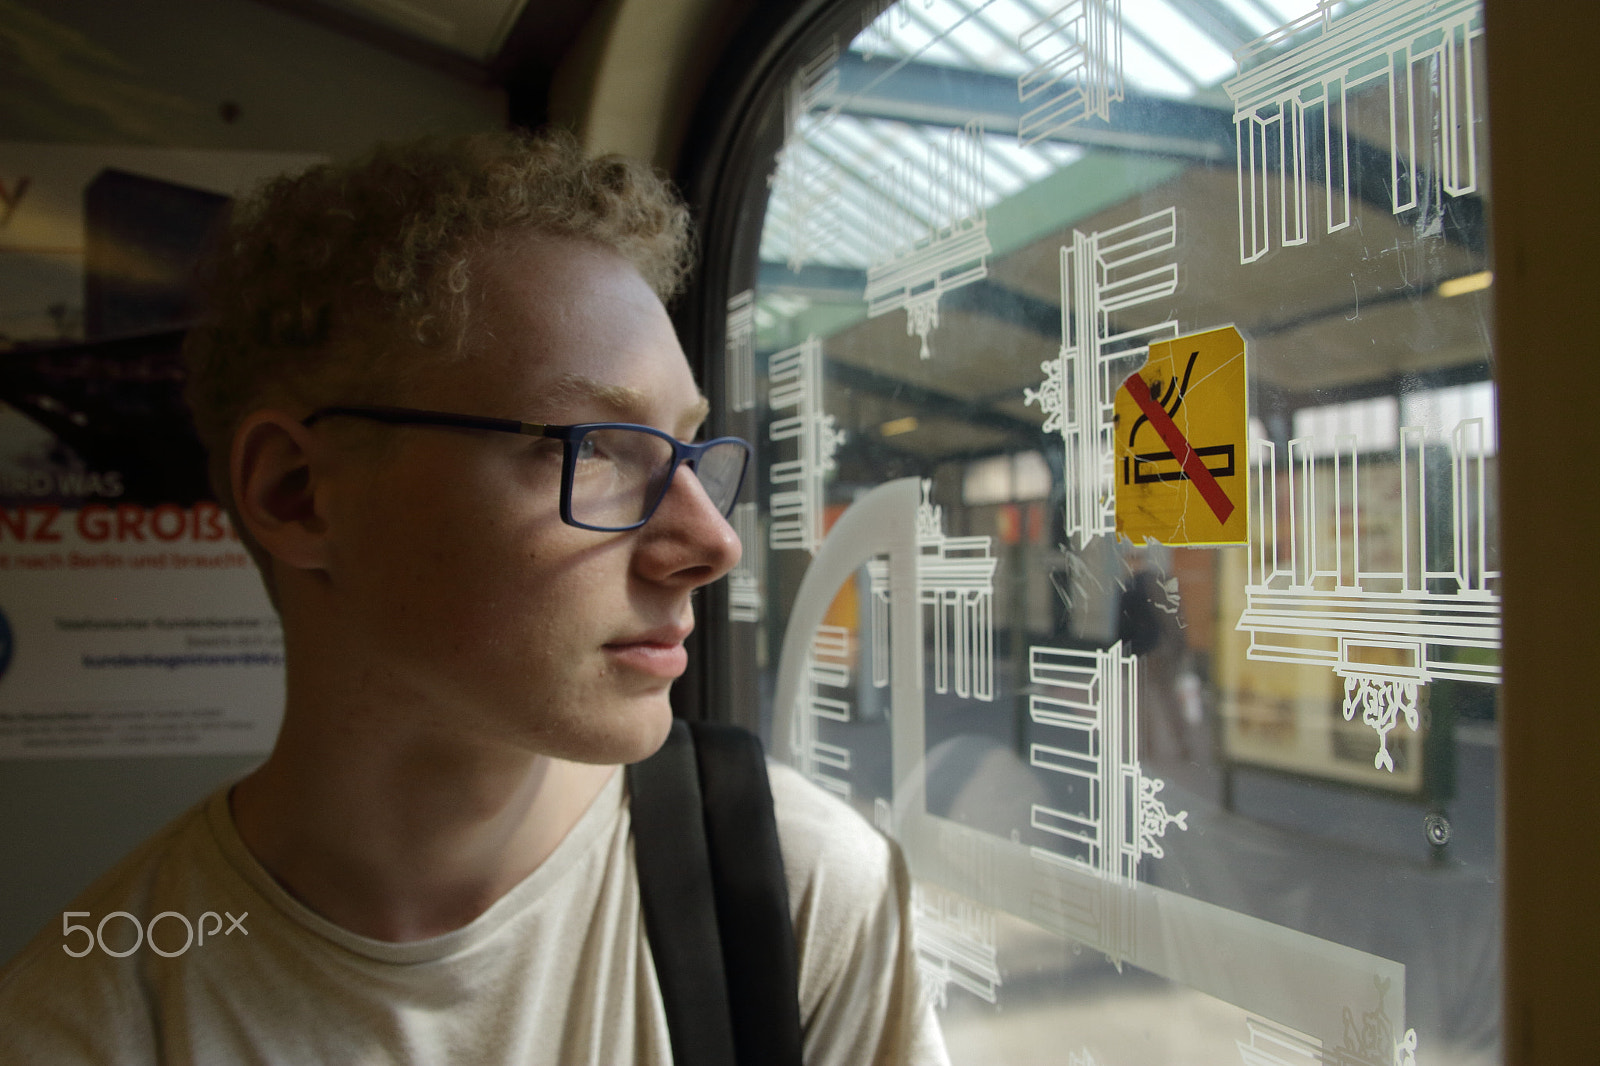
[{"xmin": 634, "ymin": 462, "xmax": 743, "ymax": 586}]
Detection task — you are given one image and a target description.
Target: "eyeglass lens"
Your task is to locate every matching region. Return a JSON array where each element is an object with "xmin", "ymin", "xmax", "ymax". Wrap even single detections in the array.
[
  {"xmin": 569, "ymin": 427, "xmax": 745, "ymax": 529},
  {"xmin": 691, "ymin": 441, "xmax": 747, "ymax": 515}
]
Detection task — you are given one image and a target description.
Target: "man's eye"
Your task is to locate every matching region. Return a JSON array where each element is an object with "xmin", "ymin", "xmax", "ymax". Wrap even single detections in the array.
[
  {"xmin": 573, "ymin": 436, "xmax": 621, "ymax": 465},
  {"xmin": 519, "ymin": 438, "xmax": 565, "ymax": 465}
]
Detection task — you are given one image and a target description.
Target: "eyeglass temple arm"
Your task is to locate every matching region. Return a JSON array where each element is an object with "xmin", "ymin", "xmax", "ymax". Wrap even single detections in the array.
[{"xmin": 302, "ymin": 406, "xmax": 556, "ymax": 438}]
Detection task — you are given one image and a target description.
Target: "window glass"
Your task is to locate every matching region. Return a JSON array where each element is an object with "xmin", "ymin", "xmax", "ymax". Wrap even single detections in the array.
[{"xmin": 715, "ymin": 1, "xmax": 1498, "ymax": 1061}]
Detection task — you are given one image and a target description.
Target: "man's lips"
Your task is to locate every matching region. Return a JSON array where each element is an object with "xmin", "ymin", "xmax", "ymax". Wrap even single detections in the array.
[{"xmin": 603, "ymin": 626, "xmax": 692, "ymax": 679}]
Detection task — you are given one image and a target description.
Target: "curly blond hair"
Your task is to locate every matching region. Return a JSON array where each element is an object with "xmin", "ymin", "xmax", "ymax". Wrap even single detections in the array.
[{"xmin": 183, "ymin": 128, "xmax": 693, "ymax": 580}]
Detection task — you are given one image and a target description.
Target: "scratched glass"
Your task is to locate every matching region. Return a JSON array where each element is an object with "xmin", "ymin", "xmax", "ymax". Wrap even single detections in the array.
[{"xmin": 713, "ymin": 0, "xmax": 1501, "ymax": 1063}]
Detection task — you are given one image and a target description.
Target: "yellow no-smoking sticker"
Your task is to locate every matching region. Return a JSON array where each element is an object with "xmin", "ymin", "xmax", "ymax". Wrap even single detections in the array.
[{"xmin": 1113, "ymin": 325, "xmax": 1248, "ymax": 546}]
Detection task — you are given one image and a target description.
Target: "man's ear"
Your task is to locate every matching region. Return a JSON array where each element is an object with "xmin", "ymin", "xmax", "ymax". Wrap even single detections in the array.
[{"xmin": 231, "ymin": 410, "xmax": 330, "ymax": 572}]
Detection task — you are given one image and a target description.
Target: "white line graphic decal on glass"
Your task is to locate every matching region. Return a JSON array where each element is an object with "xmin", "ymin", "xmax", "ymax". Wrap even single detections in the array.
[
  {"xmin": 913, "ymin": 881, "xmax": 1001, "ymax": 1007},
  {"xmin": 768, "ymin": 336, "xmax": 844, "ymax": 555},
  {"xmin": 913, "ymin": 821, "xmax": 1003, "ymax": 1007},
  {"xmin": 868, "ymin": 480, "xmax": 997, "ymax": 701},
  {"xmin": 1236, "ymin": 419, "xmax": 1500, "ymax": 771},
  {"xmin": 864, "ymin": 122, "xmax": 992, "ymax": 360},
  {"xmin": 1237, "ymin": 1016, "xmax": 1322, "ymax": 1066},
  {"xmin": 1017, "ymin": 0, "xmax": 1124, "ymax": 147},
  {"xmin": 1236, "ymin": 978, "xmax": 1419, "ymax": 1066},
  {"xmin": 1024, "ymin": 207, "xmax": 1179, "ymax": 547},
  {"xmin": 768, "ymin": 40, "xmax": 844, "ymax": 274},
  {"xmin": 1027, "ymin": 641, "xmax": 1187, "ymax": 961},
  {"xmin": 1223, "ymin": 0, "xmax": 1483, "ymax": 264},
  {"xmin": 786, "ymin": 38, "xmax": 840, "ymax": 136},
  {"xmin": 728, "ymin": 501, "xmax": 763, "ymax": 623},
  {"xmin": 792, "ymin": 623, "xmax": 854, "ymax": 799},
  {"xmin": 1137, "ymin": 776, "xmax": 1188, "ymax": 859},
  {"xmin": 725, "ymin": 289, "xmax": 756, "ymax": 413},
  {"xmin": 772, "ymin": 480, "xmax": 1409, "ymax": 1048},
  {"xmin": 769, "ymin": 139, "xmax": 843, "ymax": 275}
]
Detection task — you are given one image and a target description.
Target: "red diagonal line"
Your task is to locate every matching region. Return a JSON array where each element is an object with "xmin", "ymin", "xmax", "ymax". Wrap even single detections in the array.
[{"xmin": 1123, "ymin": 373, "xmax": 1234, "ymax": 525}]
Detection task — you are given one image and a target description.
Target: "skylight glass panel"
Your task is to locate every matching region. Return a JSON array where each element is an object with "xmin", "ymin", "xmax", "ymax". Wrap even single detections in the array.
[
  {"xmin": 851, "ymin": 8, "xmax": 904, "ymax": 60},
  {"xmin": 1212, "ymin": 0, "xmax": 1289, "ymax": 37},
  {"xmin": 980, "ymin": 131, "xmax": 1036, "ymax": 186},
  {"xmin": 767, "ymin": 0, "xmax": 1281, "ymax": 277},
  {"xmin": 1123, "ymin": 0, "xmax": 1236, "ymax": 85},
  {"xmin": 761, "ymin": 134, "xmax": 880, "ymax": 270},
  {"xmin": 865, "ymin": 4, "xmax": 969, "ymax": 67},
  {"xmin": 805, "ymin": 126, "xmax": 873, "ymax": 184},
  {"xmin": 812, "ymin": 191, "xmax": 895, "ymax": 260},
  {"xmin": 766, "ymin": 99, "xmax": 1098, "ymax": 275},
  {"xmin": 860, "ymin": 117, "xmax": 1040, "ymax": 209},
  {"xmin": 847, "ymin": 0, "xmax": 1274, "ymax": 100},
  {"xmin": 989, "ymin": 137, "xmax": 1057, "ymax": 183},
  {"xmin": 818, "ymin": 115, "xmax": 880, "ymax": 159},
  {"xmin": 926, "ymin": 0, "xmax": 1023, "ymax": 71},
  {"xmin": 912, "ymin": 0, "xmax": 993, "ymax": 63},
  {"xmin": 981, "ymin": 153, "xmax": 1032, "ymax": 191},
  {"xmin": 760, "ymin": 188, "xmax": 878, "ymax": 269},
  {"xmin": 1118, "ymin": 27, "xmax": 1196, "ymax": 97},
  {"xmin": 1035, "ymin": 141, "xmax": 1086, "ymax": 169},
  {"xmin": 832, "ymin": 119, "xmax": 932, "ymax": 186},
  {"xmin": 1256, "ymin": 0, "xmax": 1331, "ymax": 23},
  {"xmin": 958, "ymin": 1, "xmax": 1042, "ymax": 75},
  {"xmin": 977, "ymin": 0, "xmax": 1051, "ymax": 46}
]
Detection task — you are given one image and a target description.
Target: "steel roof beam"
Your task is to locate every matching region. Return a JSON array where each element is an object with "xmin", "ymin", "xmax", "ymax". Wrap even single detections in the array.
[
  {"xmin": 820, "ymin": 51, "xmax": 1485, "ymax": 253},
  {"xmin": 823, "ymin": 50, "xmax": 1237, "ymax": 163},
  {"xmin": 757, "ymin": 260, "xmax": 1061, "ymax": 340}
]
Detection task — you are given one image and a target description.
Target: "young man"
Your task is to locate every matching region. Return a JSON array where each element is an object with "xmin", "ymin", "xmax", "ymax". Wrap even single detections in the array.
[{"xmin": 0, "ymin": 131, "xmax": 948, "ymax": 1064}]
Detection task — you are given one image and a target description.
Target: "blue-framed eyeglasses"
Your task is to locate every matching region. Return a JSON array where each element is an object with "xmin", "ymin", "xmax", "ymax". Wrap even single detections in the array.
[{"xmin": 302, "ymin": 405, "xmax": 752, "ymax": 532}]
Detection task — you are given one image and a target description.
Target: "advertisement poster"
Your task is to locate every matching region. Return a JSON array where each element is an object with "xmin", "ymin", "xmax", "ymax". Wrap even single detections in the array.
[
  {"xmin": 1214, "ymin": 480, "xmax": 1427, "ymax": 795},
  {"xmin": 0, "ymin": 144, "xmax": 322, "ymax": 758}
]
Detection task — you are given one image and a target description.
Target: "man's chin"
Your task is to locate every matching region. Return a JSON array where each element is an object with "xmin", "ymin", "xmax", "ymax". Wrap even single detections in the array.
[
  {"xmin": 548, "ymin": 695, "xmax": 676, "ymax": 766},
  {"xmin": 622, "ymin": 703, "xmax": 677, "ymax": 764}
]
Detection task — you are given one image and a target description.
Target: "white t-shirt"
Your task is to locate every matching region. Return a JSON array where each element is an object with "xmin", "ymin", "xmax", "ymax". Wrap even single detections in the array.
[{"xmin": 0, "ymin": 762, "xmax": 949, "ymax": 1066}]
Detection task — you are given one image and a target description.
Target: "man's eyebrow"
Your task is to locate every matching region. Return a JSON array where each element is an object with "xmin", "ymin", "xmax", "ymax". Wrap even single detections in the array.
[
  {"xmin": 543, "ymin": 374, "xmax": 651, "ymax": 420},
  {"xmin": 683, "ymin": 395, "xmax": 711, "ymax": 431},
  {"xmin": 545, "ymin": 373, "xmax": 711, "ymax": 432}
]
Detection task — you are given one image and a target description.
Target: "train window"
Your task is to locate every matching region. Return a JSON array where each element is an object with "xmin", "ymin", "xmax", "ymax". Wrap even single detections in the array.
[{"xmin": 707, "ymin": 0, "xmax": 1499, "ymax": 1061}]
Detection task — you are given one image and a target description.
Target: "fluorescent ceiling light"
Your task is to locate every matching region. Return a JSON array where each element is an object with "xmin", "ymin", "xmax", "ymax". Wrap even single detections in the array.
[
  {"xmin": 880, "ymin": 416, "xmax": 920, "ymax": 437},
  {"xmin": 1438, "ymin": 271, "xmax": 1492, "ymax": 298}
]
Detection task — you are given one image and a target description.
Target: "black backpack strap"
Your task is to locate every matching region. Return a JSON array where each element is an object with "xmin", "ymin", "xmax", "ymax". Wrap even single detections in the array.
[
  {"xmin": 630, "ymin": 720, "xmax": 805, "ymax": 1066},
  {"xmin": 688, "ymin": 721, "xmax": 804, "ymax": 1066},
  {"xmin": 628, "ymin": 720, "xmax": 737, "ymax": 1066}
]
